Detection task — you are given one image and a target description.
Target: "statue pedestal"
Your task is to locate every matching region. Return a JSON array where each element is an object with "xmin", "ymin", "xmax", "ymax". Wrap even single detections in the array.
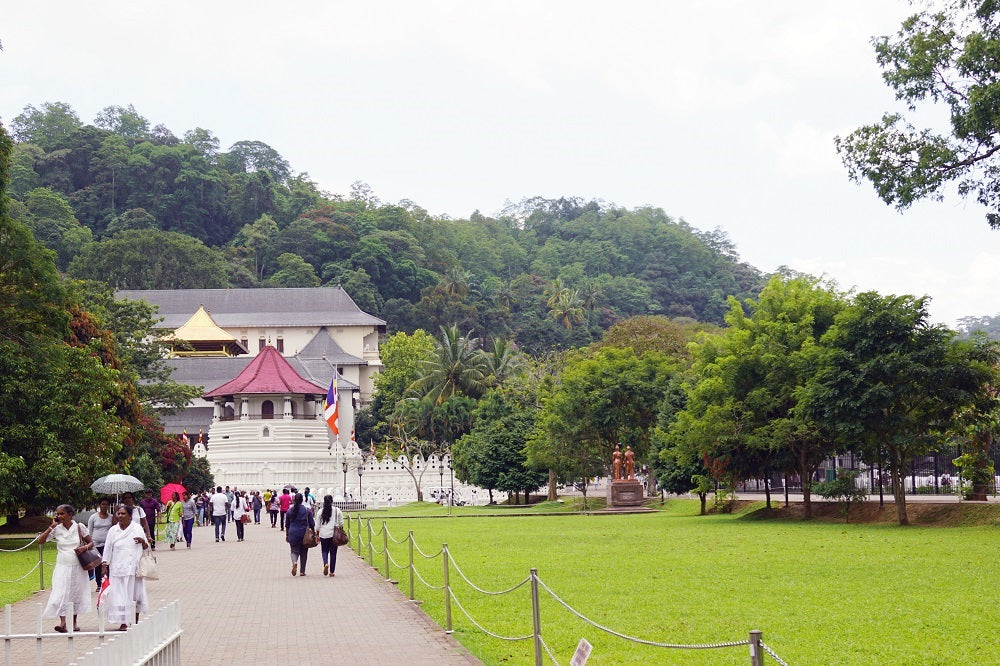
[{"xmin": 608, "ymin": 480, "xmax": 644, "ymax": 507}]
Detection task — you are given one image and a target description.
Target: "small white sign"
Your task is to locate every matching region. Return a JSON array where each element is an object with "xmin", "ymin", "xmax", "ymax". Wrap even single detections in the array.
[{"xmin": 570, "ymin": 638, "xmax": 593, "ymax": 666}]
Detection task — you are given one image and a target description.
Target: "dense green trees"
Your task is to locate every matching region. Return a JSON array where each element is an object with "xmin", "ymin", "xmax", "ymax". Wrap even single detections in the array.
[
  {"xmin": 801, "ymin": 292, "xmax": 998, "ymax": 524},
  {"xmin": 0, "ymin": 122, "xmax": 210, "ymax": 519},
  {"xmin": 7, "ymin": 102, "xmax": 765, "ymax": 353}
]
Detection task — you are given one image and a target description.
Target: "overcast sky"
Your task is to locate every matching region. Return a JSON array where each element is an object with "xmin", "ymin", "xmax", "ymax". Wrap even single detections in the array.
[{"xmin": 2, "ymin": 1, "xmax": 997, "ymax": 326}]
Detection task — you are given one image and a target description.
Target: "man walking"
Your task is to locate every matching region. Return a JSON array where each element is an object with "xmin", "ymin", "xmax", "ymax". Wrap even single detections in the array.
[
  {"xmin": 210, "ymin": 486, "xmax": 229, "ymax": 542},
  {"xmin": 279, "ymin": 488, "xmax": 291, "ymax": 531},
  {"xmin": 139, "ymin": 489, "xmax": 161, "ymax": 550}
]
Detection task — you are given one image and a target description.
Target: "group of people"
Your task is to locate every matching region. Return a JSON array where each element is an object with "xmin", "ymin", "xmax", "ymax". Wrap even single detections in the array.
[
  {"xmin": 283, "ymin": 491, "xmax": 344, "ymax": 578},
  {"xmin": 41, "ymin": 484, "xmax": 348, "ymax": 634},
  {"xmin": 42, "ymin": 501, "xmax": 150, "ymax": 633}
]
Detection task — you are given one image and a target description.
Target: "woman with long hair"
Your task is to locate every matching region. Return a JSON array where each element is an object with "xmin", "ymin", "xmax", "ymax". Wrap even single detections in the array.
[
  {"xmin": 284, "ymin": 492, "xmax": 315, "ymax": 576},
  {"xmin": 101, "ymin": 505, "xmax": 149, "ymax": 631},
  {"xmin": 317, "ymin": 495, "xmax": 344, "ymax": 577},
  {"xmin": 41, "ymin": 504, "xmax": 94, "ymax": 632}
]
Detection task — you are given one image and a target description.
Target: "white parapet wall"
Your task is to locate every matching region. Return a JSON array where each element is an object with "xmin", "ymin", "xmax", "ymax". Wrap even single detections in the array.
[{"xmin": 203, "ymin": 425, "xmax": 505, "ymax": 505}]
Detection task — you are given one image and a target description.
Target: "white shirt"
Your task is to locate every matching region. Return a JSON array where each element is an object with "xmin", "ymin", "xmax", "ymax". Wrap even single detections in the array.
[
  {"xmin": 232, "ymin": 496, "xmax": 249, "ymax": 519},
  {"xmin": 47, "ymin": 521, "xmax": 90, "ymax": 567},
  {"xmin": 102, "ymin": 520, "xmax": 145, "ymax": 577},
  {"xmin": 210, "ymin": 492, "xmax": 229, "ymax": 516},
  {"xmin": 317, "ymin": 507, "xmax": 344, "ymax": 539}
]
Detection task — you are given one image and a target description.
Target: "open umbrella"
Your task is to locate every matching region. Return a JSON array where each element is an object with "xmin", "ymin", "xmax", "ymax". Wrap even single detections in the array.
[
  {"xmin": 160, "ymin": 482, "xmax": 186, "ymax": 504},
  {"xmin": 91, "ymin": 474, "xmax": 145, "ymax": 496}
]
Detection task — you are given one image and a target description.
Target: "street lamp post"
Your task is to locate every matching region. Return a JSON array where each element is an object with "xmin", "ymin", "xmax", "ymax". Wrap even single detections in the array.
[
  {"xmin": 439, "ymin": 461, "xmax": 444, "ymax": 506},
  {"xmin": 449, "ymin": 457, "xmax": 454, "ymax": 513},
  {"xmin": 341, "ymin": 458, "xmax": 348, "ymax": 501},
  {"xmin": 358, "ymin": 458, "xmax": 364, "ymax": 505}
]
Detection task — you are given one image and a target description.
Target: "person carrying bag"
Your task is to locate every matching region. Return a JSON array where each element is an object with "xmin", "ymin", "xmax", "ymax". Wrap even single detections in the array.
[{"xmin": 316, "ymin": 495, "xmax": 345, "ymax": 576}]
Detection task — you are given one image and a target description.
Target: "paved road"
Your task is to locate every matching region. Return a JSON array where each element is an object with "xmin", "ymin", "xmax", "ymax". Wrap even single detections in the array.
[{"xmin": 5, "ymin": 518, "xmax": 480, "ymax": 665}]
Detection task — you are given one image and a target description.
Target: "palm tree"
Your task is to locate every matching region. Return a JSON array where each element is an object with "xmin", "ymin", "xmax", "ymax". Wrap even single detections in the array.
[
  {"xmin": 544, "ymin": 277, "xmax": 570, "ymax": 309},
  {"xmin": 409, "ymin": 324, "xmax": 490, "ymax": 403},
  {"xmin": 549, "ymin": 290, "xmax": 585, "ymax": 330},
  {"xmin": 484, "ymin": 338, "xmax": 525, "ymax": 386}
]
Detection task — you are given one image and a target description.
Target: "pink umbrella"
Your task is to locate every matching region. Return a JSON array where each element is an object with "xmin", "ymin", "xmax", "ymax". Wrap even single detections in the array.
[{"xmin": 160, "ymin": 482, "xmax": 186, "ymax": 504}]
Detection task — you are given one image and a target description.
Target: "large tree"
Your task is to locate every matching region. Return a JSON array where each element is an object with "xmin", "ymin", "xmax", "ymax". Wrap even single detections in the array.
[
  {"xmin": 68, "ymin": 229, "xmax": 228, "ymax": 288},
  {"xmin": 802, "ymin": 292, "xmax": 998, "ymax": 525},
  {"xmin": 838, "ymin": 1, "xmax": 1000, "ymax": 228},
  {"xmin": 669, "ymin": 276, "xmax": 846, "ymax": 517}
]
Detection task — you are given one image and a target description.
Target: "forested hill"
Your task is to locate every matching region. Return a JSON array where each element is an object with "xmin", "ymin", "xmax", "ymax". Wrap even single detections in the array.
[{"xmin": 6, "ymin": 102, "xmax": 765, "ymax": 353}]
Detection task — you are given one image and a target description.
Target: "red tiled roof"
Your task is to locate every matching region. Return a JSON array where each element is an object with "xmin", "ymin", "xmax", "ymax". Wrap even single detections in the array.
[{"xmin": 203, "ymin": 346, "xmax": 326, "ymax": 397}]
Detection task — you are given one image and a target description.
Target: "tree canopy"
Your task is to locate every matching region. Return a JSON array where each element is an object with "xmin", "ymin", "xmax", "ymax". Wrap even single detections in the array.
[{"xmin": 838, "ymin": 0, "xmax": 1000, "ymax": 228}]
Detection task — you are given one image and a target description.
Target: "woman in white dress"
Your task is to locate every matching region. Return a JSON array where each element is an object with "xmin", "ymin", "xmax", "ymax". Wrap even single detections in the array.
[
  {"xmin": 101, "ymin": 505, "xmax": 149, "ymax": 630},
  {"xmin": 41, "ymin": 504, "xmax": 94, "ymax": 632}
]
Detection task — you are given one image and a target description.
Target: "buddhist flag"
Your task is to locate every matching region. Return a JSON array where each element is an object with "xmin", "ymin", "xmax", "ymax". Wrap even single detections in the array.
[
  {"xmin": 182, "ymin": 429, "xmax": 189, "ymax": 447},
  {"xmin": 324, "ymin": 376, "xmax": 340, "ymax": 440},
  {"xmin": 198, "ymin": 428, "xmax": 203, "ymax": 444},
  {"xmin": 351, "ymin": 427, "xmax": 356, "ymax": 443}
]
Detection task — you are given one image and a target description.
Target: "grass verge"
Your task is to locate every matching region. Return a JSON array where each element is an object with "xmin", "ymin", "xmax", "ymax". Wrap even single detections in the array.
[{"xmin": 351, "ymin": 499, "xmax": 1000, "ymax": 665}]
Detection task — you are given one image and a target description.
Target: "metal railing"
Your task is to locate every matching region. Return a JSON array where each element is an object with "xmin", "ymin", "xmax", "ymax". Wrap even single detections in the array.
[
  {"xmin": 344, "ymin": 515, "xmax": 790, "ymax": 665},
  {"xmin": 1, "ymin": 600, "xmax": 181, "ymax": 666}
]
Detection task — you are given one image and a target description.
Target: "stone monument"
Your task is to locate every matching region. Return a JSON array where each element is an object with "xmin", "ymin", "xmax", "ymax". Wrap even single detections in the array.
[{"xmin": 608, "ymin": 443, "xmax": 644, "ymax": 507}]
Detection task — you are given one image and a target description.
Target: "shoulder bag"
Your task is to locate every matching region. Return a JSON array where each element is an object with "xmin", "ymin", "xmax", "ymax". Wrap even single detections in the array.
[
  {"xmin": 302, "ymin": 527, "xmax": 319, "ymax": 548},
  {"xmin": 76, "ymin": 524, "xmax": 102, "ymax": 571},
  {"xmin": 137, "ymin": 547, "xmax": 159, "ymax": 580},
  {"xmin": 332, "ymin": 525, "xmax": 349, "ymax": 547}
]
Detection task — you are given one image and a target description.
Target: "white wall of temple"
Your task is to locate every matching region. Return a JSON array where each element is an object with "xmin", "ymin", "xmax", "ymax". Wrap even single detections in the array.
[{"xmin": 202, "ymin": 432, "xmax": 506, "ymax": 505}]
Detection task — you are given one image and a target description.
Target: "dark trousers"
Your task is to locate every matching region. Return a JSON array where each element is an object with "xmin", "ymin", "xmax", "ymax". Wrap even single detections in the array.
[
  {"xmin": 289, "ymin": 543, "xmax": 308, "ymax": 572},
  {"xmin": 235, "ymin": 518, "xmax": 245, "ymax": 540},
  {"xmin": 182, "ymin": 518, "xmax": 194, "ymax": 544},
  {"xmin": 94, "ymin": 545, "xmax": 106, "ymax": 587},
  {"xmin": 213, "ymin": 514, "xmax": 227, "ymax": 539},
  {"xmin": 269, "ymin": 510, "xmax": 278, "ymax": 526},
  {"xmin": 320, "ymin": 537, "xmax": 339, "ymax": 572},
  {"xmin": 280, "ymin": 511, "xmax": 287, "ymax": 530}
]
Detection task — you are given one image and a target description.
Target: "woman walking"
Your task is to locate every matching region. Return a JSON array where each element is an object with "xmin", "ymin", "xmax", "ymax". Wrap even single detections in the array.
[
  {"xmin": 317, "ymin": 495, "xmax": 344, "ymax": 577},
  {"xmin": 284, "ymin": 493, "xmax": 315, "ymax": 576},
  {"xmin": 87, "ymin": 498, "xmax": 114, "ymax": 592},
  {"xmin": 268, "ymin": 494, "xmax": 280, "ymax": 528},
  {"xmin": 102, "ymin": 505, "xmax": 149, "ymax": 631},
  {"xmin": 180, "ymin": 491, "xmax": 196, "ymax": 548},
  {"xmin": 195, "ymin": 493, "xmax": 206, "ymax": 527},
  {"xmin": 164, "ymin": 491, "xmax": 183, "ymax": 549},
  {"xmin": 41, "ymin": 504, "xmax": 94, "ymax": 632},
  {"xmin": 232, "ymin": 491, "xmax": 250, "ymax": 541}
]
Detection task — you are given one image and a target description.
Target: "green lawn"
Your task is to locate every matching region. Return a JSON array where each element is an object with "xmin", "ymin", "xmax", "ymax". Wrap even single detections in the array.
[
  {"xmin": 0, "ymin": 538, "xmax": 54, "ymax": 606},
  {"xmin": 352, "ymin": 501, "xmax": 1000, "ymax": 665}
]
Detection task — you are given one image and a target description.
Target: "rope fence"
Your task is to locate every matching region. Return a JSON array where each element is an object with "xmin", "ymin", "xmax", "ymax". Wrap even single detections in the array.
[
  {"xmin": 0, "ymin": 537, "xmax": 53, "ymax": 592},
  {"xmin": 344, "ymin": 515, "xmax": 791, "ymax": 665}
]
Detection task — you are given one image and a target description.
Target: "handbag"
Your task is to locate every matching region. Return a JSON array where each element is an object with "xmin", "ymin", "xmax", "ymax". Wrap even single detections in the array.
[
  {"xmin": 76, "ymin": 524, "xmax": 102, "ymax": 571},
  {"xmin": 137, "ymin": 548, "xmax": 159, "ymax": 580},
  {"xmin": 241, "ymin": 514, "xmax": 250, "ymax": 524},
  {"xmin": 332, "ymin": 525, "xmax": 349, "ymax": 547},
  {"xmin": 302, "ymin": 527, "xmax": 319, "ymax": 548}
]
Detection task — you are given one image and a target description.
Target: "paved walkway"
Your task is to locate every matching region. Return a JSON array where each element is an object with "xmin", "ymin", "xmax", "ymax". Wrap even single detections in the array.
[{"xmin": 5, "ymin": 518, "xmax": 481, "ymax": 665}]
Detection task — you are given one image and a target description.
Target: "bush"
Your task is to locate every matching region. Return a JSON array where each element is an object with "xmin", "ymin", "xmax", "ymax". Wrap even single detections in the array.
[{"xmin": 814, "ymin": 471, "xmax": 868, "ymax": 522}]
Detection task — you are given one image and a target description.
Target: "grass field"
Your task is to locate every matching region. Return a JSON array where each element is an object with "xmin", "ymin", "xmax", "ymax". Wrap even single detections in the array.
[
  {"xmin": 353, "ymin": 500, "xmax": 1000, "ymax": 665},
  {"xmin": 0, "ymin": 537, "xmax": 54, "ymax": 607}
]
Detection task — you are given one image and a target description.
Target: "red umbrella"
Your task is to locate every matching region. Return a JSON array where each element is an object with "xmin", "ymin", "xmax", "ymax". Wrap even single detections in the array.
[{"xmin": 160, "ymin": 482, "xmax": 186, "ymax": 504}]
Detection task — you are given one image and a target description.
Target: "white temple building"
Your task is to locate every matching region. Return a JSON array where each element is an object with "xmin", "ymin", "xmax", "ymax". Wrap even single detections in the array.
[{"xmin": 119, "ymin": 286, "xmax": 497, "ymax": 504}]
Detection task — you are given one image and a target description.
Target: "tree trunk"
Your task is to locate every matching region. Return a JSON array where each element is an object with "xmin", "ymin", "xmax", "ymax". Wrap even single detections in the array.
[
  {"xmin": 799, "ymin": 448, "xmax": 813, "ymax": 519},
  {"xmin": 764, "ymin": 477, "xmax": 771, "ymax": 509},
  {"xmin": 699, "ymin": 493, "xmax": 707, "ymax": 515},
  {"xmin": 488, "ymin": 488, "xmax": 494, "ymax": 504},
  {"xmin": 877, "ymin": 459, "xmax": 884, "ymax": 509},
  {"xmin": 892, "ymin": 450, "xmax": 909, "ymax": 526},
  {"xmin": 548, "ymin": 469, "xmax": 557, "ymax": 501},
  {"xmin": 783, "ymin": 474, "xmax": 789, "ymax": 507}
]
